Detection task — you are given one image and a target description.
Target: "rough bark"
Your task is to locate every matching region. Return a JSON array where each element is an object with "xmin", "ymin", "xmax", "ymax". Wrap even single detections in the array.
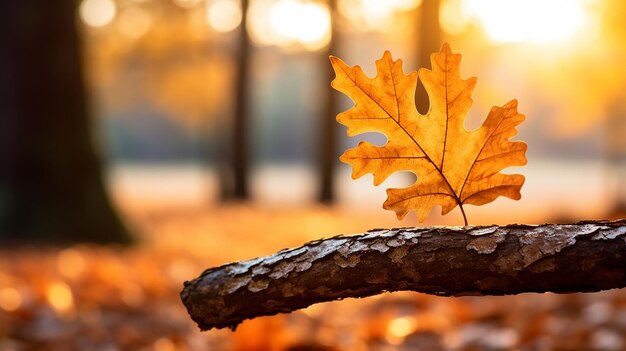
[{"xmin": 181, "ymin": 219, "xmax": 626, "ymax": 330}]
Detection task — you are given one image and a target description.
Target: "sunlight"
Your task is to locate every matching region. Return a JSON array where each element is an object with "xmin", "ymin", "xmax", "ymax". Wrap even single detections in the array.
[
  {"xmin": 207, "ymin": 0, "xmax": 242, "ymax": 33},
  {"xmin": 389, "ymin": 0, "xmax": 422, "ymax": 11},
  {"xmin": 172, "ymin": 0, "xmax": 202, "ymax": 8},
  {"xmin": 461, "ymin": 0, "xmax": 587, "ymax": 43},
  {"xmin": 440, "ymin": 0, "xmax": 470, "ymax": 35},
  {"xmin": 118, "ymin": 6, "xmax": 153, "ymax": 39},
  {"xmin": 248, "ymin": 0, "xmax": 331, "ymax": 51},
  {"xmin": 247, "ymin": 0, "xmax": 274, "ymax": 46},
  {"xmin": 79, "ymin": 0, "xmax": 116, "ymax": 28},
  {"xmin": 361, "ymin": 0, "xmax": 395, "ymax": 30},
  {"xmin": 339, "ymin": 0, "xmax": 422, "ymax": 32}
]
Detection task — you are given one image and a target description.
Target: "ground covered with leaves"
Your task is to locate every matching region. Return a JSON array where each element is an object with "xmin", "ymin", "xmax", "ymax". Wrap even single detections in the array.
[{"xmin": 1, "ymin": 205, "xmax": 626, "ymax": 351}]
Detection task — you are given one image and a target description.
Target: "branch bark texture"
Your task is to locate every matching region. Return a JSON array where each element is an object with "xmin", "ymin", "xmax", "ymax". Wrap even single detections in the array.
[{"xmin": 181, "ymin": 219, "xmax": 626, "ymax": 330}]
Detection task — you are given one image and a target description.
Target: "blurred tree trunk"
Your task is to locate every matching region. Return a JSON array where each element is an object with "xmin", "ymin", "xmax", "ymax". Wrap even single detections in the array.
[
  {"xmin": 319, "ymin": 1, "xmax": 441, "ymax": 202},
  {"xmin": 318, "ymin": 0, "xmax": 338, "ymax": 203},
  {"xmin": 415, "ymin": 0, "xmax": 442, "ymax": 114},
  {"xmin": 223, "ymin": 0, "xmax": 251, "ymax": 200},
  {"xmin": 0, "ymin": 0, "xmax": 132, "ymax": 244},
  {"xmin": 606, "ymin": 99, "xmax": 626, "ymax": 216}
]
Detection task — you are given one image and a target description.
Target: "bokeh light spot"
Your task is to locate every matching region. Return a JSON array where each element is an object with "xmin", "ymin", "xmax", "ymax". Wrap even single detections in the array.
[
  {"xmin": 153, "ymin": 337, "xmax": 176, "ymax": 351},
  {"xmin": 79, "ymin": 0, "xmax": 116, "ymax": 27},
  {"xmin": 47, "ymin": 282, "xmax": 74, "ymax": 315},
  {"xmin": 249, "ymin": 0, "xmax": 331, "ymax": 51},
  {"xmin": 207, "ymin": 0, "xmax": 243, "ymax": 33},
  {"xmin": 440, "ymin": 0, "xmax": 470, "ymax": 35},
  {"xmin": 386, "ymin": 316, "xmax": 417, "ymax": 344},
  {"xmin": 57, "ymin": 248, "xmax": 86, "ymax": 279},
  {"xmin": 0, "ymin": 287, "xmax": 22, "ymax": 312}
]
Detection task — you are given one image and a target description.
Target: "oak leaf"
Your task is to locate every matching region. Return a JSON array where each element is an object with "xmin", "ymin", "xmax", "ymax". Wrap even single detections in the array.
[{"xmin": 330, "ymin": 43, "xmax": 527, "ymax": 224}]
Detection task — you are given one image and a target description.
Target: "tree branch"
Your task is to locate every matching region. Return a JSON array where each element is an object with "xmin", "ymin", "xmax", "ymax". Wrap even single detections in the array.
[{"xmin": 181, "ymin": 219, "xmax": 626, "ymax": 330}]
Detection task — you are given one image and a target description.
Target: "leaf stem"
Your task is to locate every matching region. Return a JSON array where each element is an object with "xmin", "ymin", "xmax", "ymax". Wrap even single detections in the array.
[{"xmin": 459, "ymin": 204, "xmax": 468, "ymax": 226}]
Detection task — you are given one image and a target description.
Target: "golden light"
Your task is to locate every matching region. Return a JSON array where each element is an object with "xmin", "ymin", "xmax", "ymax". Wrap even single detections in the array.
[
  {"xmin": 166, "ymin": 259, "xmax": 195, "ymax": 282},
  {"xmin": 118, "ymin": 6, "xmax": 153, "ymax": 39},
  {"xmin": 207, "ymin": 0, "xmax": 243, "ymax": 33},
  {"xmin": 57, "ymin": 248, "xmax": 86, "ymax": 279},
  {"xmin": 338, "ymin": 0, "xmax": 421, "ymax": 32},
  {"xmin": 248, "ymin": 0, "xmax": 331, "ymax": 51},
  {"xmin": 461, "ymin": 0, "xmax": 587, "ymax": 43},
  {"xmin": 0, "ymin": 287, "xmax": 22, "ymax": 312},
  {"xmin": 153, "ymin": 337, "xmax": 176, "ymax": 351},
  {"xmin": 267, "ymin": 0, "xmax": 302, "ymax": 46},
  {"xmin": 79, "ymin": 0, "xmax": 116, "ymax": 28},
  {"xmin": 386, "ymin": 316, "xmax": 418, "ymax": 344},
  {"xmin": 173, "ymin": 0, "xmax": 202, "ymax": 8},
  {"xmin": 360, "ymin": 0, "xmax": 396, "ymax": 30},
  {"xmin": 247, "ymin": 0, "xmax": 274, "ymax": 46},
  {"xmin": 120, "ymin": 283, "xmax": 145, "ymax": 307},
  {"xmin": 46, "ymin": 282, "xmax": 74, "ymax": 316},
  {"xmin": 440, "ymin": 0, "xmax": 470, "ymax": 35}
]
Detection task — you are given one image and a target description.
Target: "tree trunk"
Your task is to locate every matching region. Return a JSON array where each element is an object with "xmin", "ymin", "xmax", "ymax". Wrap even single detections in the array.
[
  {"xmin": 0, "ymin": 0, "xmax": 132, "ymax": 244},
  {"xmin": 223, "ymin": 0, "xmax": 251, "ymax": 200},
  {"xmin": 318, "ymin": 0, "xmax": 338, "ymax": 203},
  {"xmin": 181, "ymin": 219, "xmax": 626, "ymax": 330},
  {"xmin": 415, "ymin": 0, "xmax": 441, "ymax": 114}
]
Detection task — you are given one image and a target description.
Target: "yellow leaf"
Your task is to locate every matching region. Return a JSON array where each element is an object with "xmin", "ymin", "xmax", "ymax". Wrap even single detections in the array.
[{"xmin": 330, "ymin": 43, "xmax": 527, "ymax": 224}]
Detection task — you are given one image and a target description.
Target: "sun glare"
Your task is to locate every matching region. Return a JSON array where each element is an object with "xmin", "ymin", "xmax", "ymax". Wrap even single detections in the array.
[
  {"xmin": 79, "ymin": 0, "xmax": 116, "ymax": 28},
  {"xmin": 440, "ymin": 0, "xmax": 470, "ymax": 35},
  {"xmin": 461, "ymin": 0, "xmax": 588, "ymax": 43},
  {"xmin": 339, "ymin": 0, "xmax": 422, "ymax": 32},
  {"xmin": 248, "ymin": 0, "xmax": 331, "ymax": 51}
]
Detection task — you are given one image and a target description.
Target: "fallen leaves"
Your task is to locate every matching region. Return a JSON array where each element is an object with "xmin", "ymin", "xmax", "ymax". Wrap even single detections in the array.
[
  {"xmin": 2, "ymin": 206, "xmax": 626, "ymax": 350},
  {"xmin": 331, "ymin": 43, "xmax": 527, "ymax": 224}
]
